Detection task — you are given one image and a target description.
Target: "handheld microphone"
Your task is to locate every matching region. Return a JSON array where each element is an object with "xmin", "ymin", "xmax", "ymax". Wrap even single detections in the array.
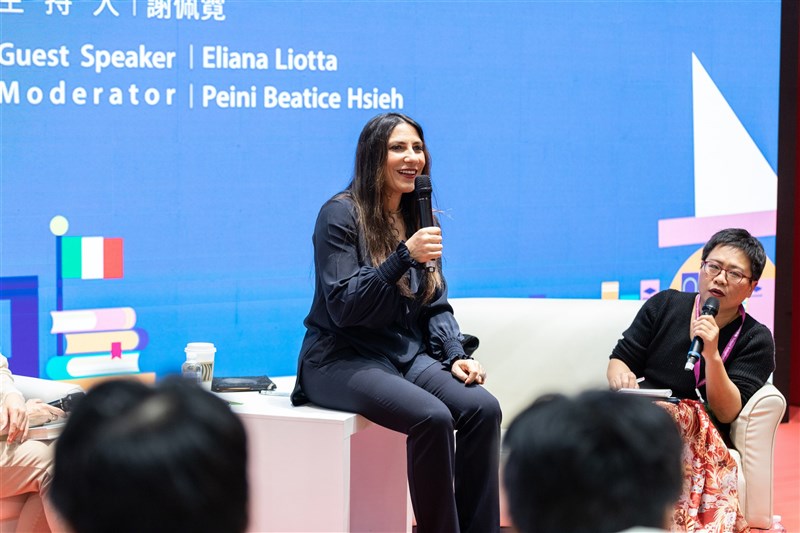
[
  {"xmin": 414, "ymin": 175, "xmax": 436, "ymax": 273},
  {"xmin": 685, "ymin": 296, "xmax": 720, "ymax": 372}
]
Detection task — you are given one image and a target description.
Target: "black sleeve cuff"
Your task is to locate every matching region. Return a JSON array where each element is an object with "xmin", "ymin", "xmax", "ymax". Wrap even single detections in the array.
[
  {"xmin": 376, "ymin": 242, "xmax": 416, "ymax": 284},
  {"xmin": 442, "ymin": 337, "xmax": 468, "ymax": 367}
]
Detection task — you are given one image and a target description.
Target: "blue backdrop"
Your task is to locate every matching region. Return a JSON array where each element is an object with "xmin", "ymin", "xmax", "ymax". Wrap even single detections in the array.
[{"xmin": 0, "ymin": 0, "xmax": 780, "ymax": 379}]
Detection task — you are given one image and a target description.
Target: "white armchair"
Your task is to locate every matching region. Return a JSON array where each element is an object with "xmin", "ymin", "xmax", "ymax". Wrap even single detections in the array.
[
  {"xmin": 0, "ymin": 376, "xmax": 83, "ymax": 532},
  {"xmin": 449, "ymin": 297, "xmax": 788, "ymax": 529},
  {"xmin": 729, "ymin": 382, "xmax": 786, "ymax": 529}
]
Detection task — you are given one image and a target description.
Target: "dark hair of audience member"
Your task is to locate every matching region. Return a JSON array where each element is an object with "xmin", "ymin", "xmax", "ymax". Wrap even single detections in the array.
[
  {"xmin": 503, "ymin": 390, "xmax": 683, "ymax": 533},
  {"xmin": 51, "ymin": 378, "xmax": 248, "ymax": 533}
]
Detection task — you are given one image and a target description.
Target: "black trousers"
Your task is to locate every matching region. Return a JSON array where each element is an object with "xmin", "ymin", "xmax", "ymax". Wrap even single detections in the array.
[{"xmin": 300, "ymin": 354, "xmax": 502, "ymax": 533}]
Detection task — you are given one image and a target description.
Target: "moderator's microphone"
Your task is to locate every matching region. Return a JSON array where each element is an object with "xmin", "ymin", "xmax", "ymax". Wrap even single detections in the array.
[
  {"xmin": 685, "ymin": 296, "xmax": 720, "ymax": 372},
  {"xmin": 414, "ymin": 175, "xmax": 436, "ymax": 273}
]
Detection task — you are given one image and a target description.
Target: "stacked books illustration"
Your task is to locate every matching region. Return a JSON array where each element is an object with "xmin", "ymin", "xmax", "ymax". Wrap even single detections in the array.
[
  {"xmin": 48, "ymin": 307, "xmax": 146, "ymax": 379},
  {"xmin": 47, "ymin": 216, "xmax": 147, "ymax": 380}
]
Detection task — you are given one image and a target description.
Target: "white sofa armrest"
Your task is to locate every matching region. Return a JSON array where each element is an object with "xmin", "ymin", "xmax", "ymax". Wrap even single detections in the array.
[
  {"xmin": 729, "ymin": 383, "xmax": 786, "ymax": 529},
  {"xmin": 11, "ymin": 375, "xmax": 84, "ymax": 404},
  {"xmin": 450, "ymin": 297, "xmax": 645, "ymax": 428}
]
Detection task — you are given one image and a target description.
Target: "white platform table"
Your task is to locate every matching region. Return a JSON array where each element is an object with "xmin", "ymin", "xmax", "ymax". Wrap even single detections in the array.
[{"xmin": 216, "ymin": 376, "xmax": 411, "ymax": 533}]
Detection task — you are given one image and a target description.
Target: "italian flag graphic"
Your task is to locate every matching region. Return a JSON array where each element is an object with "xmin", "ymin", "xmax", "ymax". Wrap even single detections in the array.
[{"xmin": 61, "ymin": 236, "xmax": 124, "ymax": 279}]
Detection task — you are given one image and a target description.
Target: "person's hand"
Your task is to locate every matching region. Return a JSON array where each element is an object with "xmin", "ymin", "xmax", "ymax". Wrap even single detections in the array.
[
  {"xmin": 451, "ymin": 359, "xmax": 486, "ymax": 385},
  {"xmin": 1, "ymin": 392, "xmax": 29, "ymax": 443},
  {"xmin": 690, "ymin": 313, "xmax": 720, "ymax": 359},
  {"xmin": 405, "ymin": 226, "xmax": 442, "ymax": 264},
  {"xmin": 608, "ymin": 371, "xmax": 639, "ymax": 391},
  {"xmin": 26, "ymin": 399, "xmax": 65, "ymax": 430}
]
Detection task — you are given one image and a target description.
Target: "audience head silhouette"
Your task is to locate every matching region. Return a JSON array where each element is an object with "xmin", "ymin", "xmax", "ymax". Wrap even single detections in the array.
[
  {"xmin": 503, "ymin": 390, "xmax": 683, "ymax": 533},
  {"xmin": 51, "ymin": 377, "xmax": 248, "ymax": 533}
]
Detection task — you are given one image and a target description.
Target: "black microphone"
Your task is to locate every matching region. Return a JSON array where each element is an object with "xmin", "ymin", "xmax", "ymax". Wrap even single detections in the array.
[
  {"xmin": 685, "ymin": 296, "xmax": 720, "ymax": 371},
  {"xmin": 414, "ymin": 175, "xmax": 436, "ymax": 272}
]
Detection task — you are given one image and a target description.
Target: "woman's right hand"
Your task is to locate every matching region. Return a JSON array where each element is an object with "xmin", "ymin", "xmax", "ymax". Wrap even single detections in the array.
[
  {"xmin": 1, "ymin": 392, "xmax": 28, "ymax": 443},
  {"xmin": 607, "ymin": 359, "xmax": 639, "ymax": 390},
  {"xmin": 405, "ymin": 226, "xmax": 443, "ymax": 264},
  {"xmin": 609, "ymin": 371, "xmax": 639, "ymax": 391}
]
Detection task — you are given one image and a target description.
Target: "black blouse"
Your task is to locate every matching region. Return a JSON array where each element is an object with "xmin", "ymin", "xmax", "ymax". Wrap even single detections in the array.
[{"xmin": 291, "ymin": 195, "xmax": 468, "ymax": 405}]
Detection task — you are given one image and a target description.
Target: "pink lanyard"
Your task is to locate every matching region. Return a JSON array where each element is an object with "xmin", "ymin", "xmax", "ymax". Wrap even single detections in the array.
[{"xmin": 693, "ymin": 294, "xmax": 745, "ymax": 388}]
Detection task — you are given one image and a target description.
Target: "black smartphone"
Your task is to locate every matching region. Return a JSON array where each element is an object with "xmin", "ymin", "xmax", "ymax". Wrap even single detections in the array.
[{"xmin": 47, "ymin": 392, "xmax": 86, "ymax": 413}]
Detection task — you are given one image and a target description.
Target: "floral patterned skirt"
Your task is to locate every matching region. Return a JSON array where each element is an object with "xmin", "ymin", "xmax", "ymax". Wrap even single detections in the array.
[{"xmin": 661, "ymin": 400, "xmax": 749, "ymax": 533}]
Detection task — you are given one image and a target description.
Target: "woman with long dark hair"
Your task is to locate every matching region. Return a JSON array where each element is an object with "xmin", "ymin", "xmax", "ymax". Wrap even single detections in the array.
[{"xmin": 291, "ymin": 113, "xmax": 501, "ymax": 533}]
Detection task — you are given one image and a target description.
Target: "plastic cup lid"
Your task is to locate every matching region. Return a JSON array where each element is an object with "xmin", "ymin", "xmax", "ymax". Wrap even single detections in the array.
[{"xmin": 185, "ymin": 342, "xmax": 216, "ymax": 353}]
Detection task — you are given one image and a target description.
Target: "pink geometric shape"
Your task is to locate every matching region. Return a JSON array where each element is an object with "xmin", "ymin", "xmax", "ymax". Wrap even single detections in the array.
[
  {"xmin": 111, "ymin": 342, "xmax": 122, "ymax": 359},
  {"xmin": 640, "ymin": 279, "xmax": 660, "ymax": 300},
  {"xmin": 746, "ymin": 279, "xmax": 775, "ymax": 334},
  {"xmin": 94, "ymin": 308, "xmax": 136, "ymax": 331},
  {"xmin": 658, "ymin": 211, "xmax": 776, "ymax": 248}
]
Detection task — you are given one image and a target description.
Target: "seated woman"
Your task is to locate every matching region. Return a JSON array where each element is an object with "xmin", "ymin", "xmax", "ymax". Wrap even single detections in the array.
[
  {"xmin": 607, "ymin": 228, "xmax": 775, "ymax": 533},
  {"xmin": 291, "ymin": 112, "xmax": 501, "ymax": 533},
  {"xmin": 0, "ymin": 352, "xmax": 66, "ymax": 533}
]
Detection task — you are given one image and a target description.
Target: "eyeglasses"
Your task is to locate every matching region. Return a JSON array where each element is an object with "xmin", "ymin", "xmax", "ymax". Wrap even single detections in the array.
[{"xmin": 700, "ymin": 261, "xmax": 752, "ymax": 285}]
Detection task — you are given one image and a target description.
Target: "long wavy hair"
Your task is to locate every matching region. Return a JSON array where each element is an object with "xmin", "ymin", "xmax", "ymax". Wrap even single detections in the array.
[{"xmin": 344, "ymin": 113, "xmax": 442, "ymax": 302}]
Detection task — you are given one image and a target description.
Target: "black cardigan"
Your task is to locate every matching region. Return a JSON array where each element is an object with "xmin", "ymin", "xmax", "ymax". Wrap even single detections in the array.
[{"xmin": 611, "ymin": 289, "xmax": 775, "ymax": 408}]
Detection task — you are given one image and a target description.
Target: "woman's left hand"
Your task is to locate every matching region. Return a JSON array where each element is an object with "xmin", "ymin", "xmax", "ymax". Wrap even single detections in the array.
[{"xmin": 451, "ymin": 359, "xmax": 487, "ymax": 385}]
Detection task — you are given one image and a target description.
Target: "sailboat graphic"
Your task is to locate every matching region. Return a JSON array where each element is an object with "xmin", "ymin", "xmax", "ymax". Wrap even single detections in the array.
[{"xmin": 658, "ymin": 53, "xmax": 777, "ymax": 331}]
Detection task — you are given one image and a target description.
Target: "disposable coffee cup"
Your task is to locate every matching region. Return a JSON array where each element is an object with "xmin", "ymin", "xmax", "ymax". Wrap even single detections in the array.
[{"xmin": 184, "ymin": 342, "xmax": 216, "ymax": 390}]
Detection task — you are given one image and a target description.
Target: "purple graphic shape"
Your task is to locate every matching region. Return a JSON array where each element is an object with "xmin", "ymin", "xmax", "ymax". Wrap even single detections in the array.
[
  {"xmin": 681, "ymin": 273, "xmax": 699, "ymax": 293},
  {"xmin": 134, "ymin": 327, "xmax": 149, "ymax": 350},
  {"xmin": 0, "ymin": 276, "xmax": 40, "ymax": 377}
]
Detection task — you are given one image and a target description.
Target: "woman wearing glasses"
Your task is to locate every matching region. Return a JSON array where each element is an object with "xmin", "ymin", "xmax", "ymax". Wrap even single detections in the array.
[{"xmin": 606, "ymin": 228, "xmax": 774, "ymax": 533}]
